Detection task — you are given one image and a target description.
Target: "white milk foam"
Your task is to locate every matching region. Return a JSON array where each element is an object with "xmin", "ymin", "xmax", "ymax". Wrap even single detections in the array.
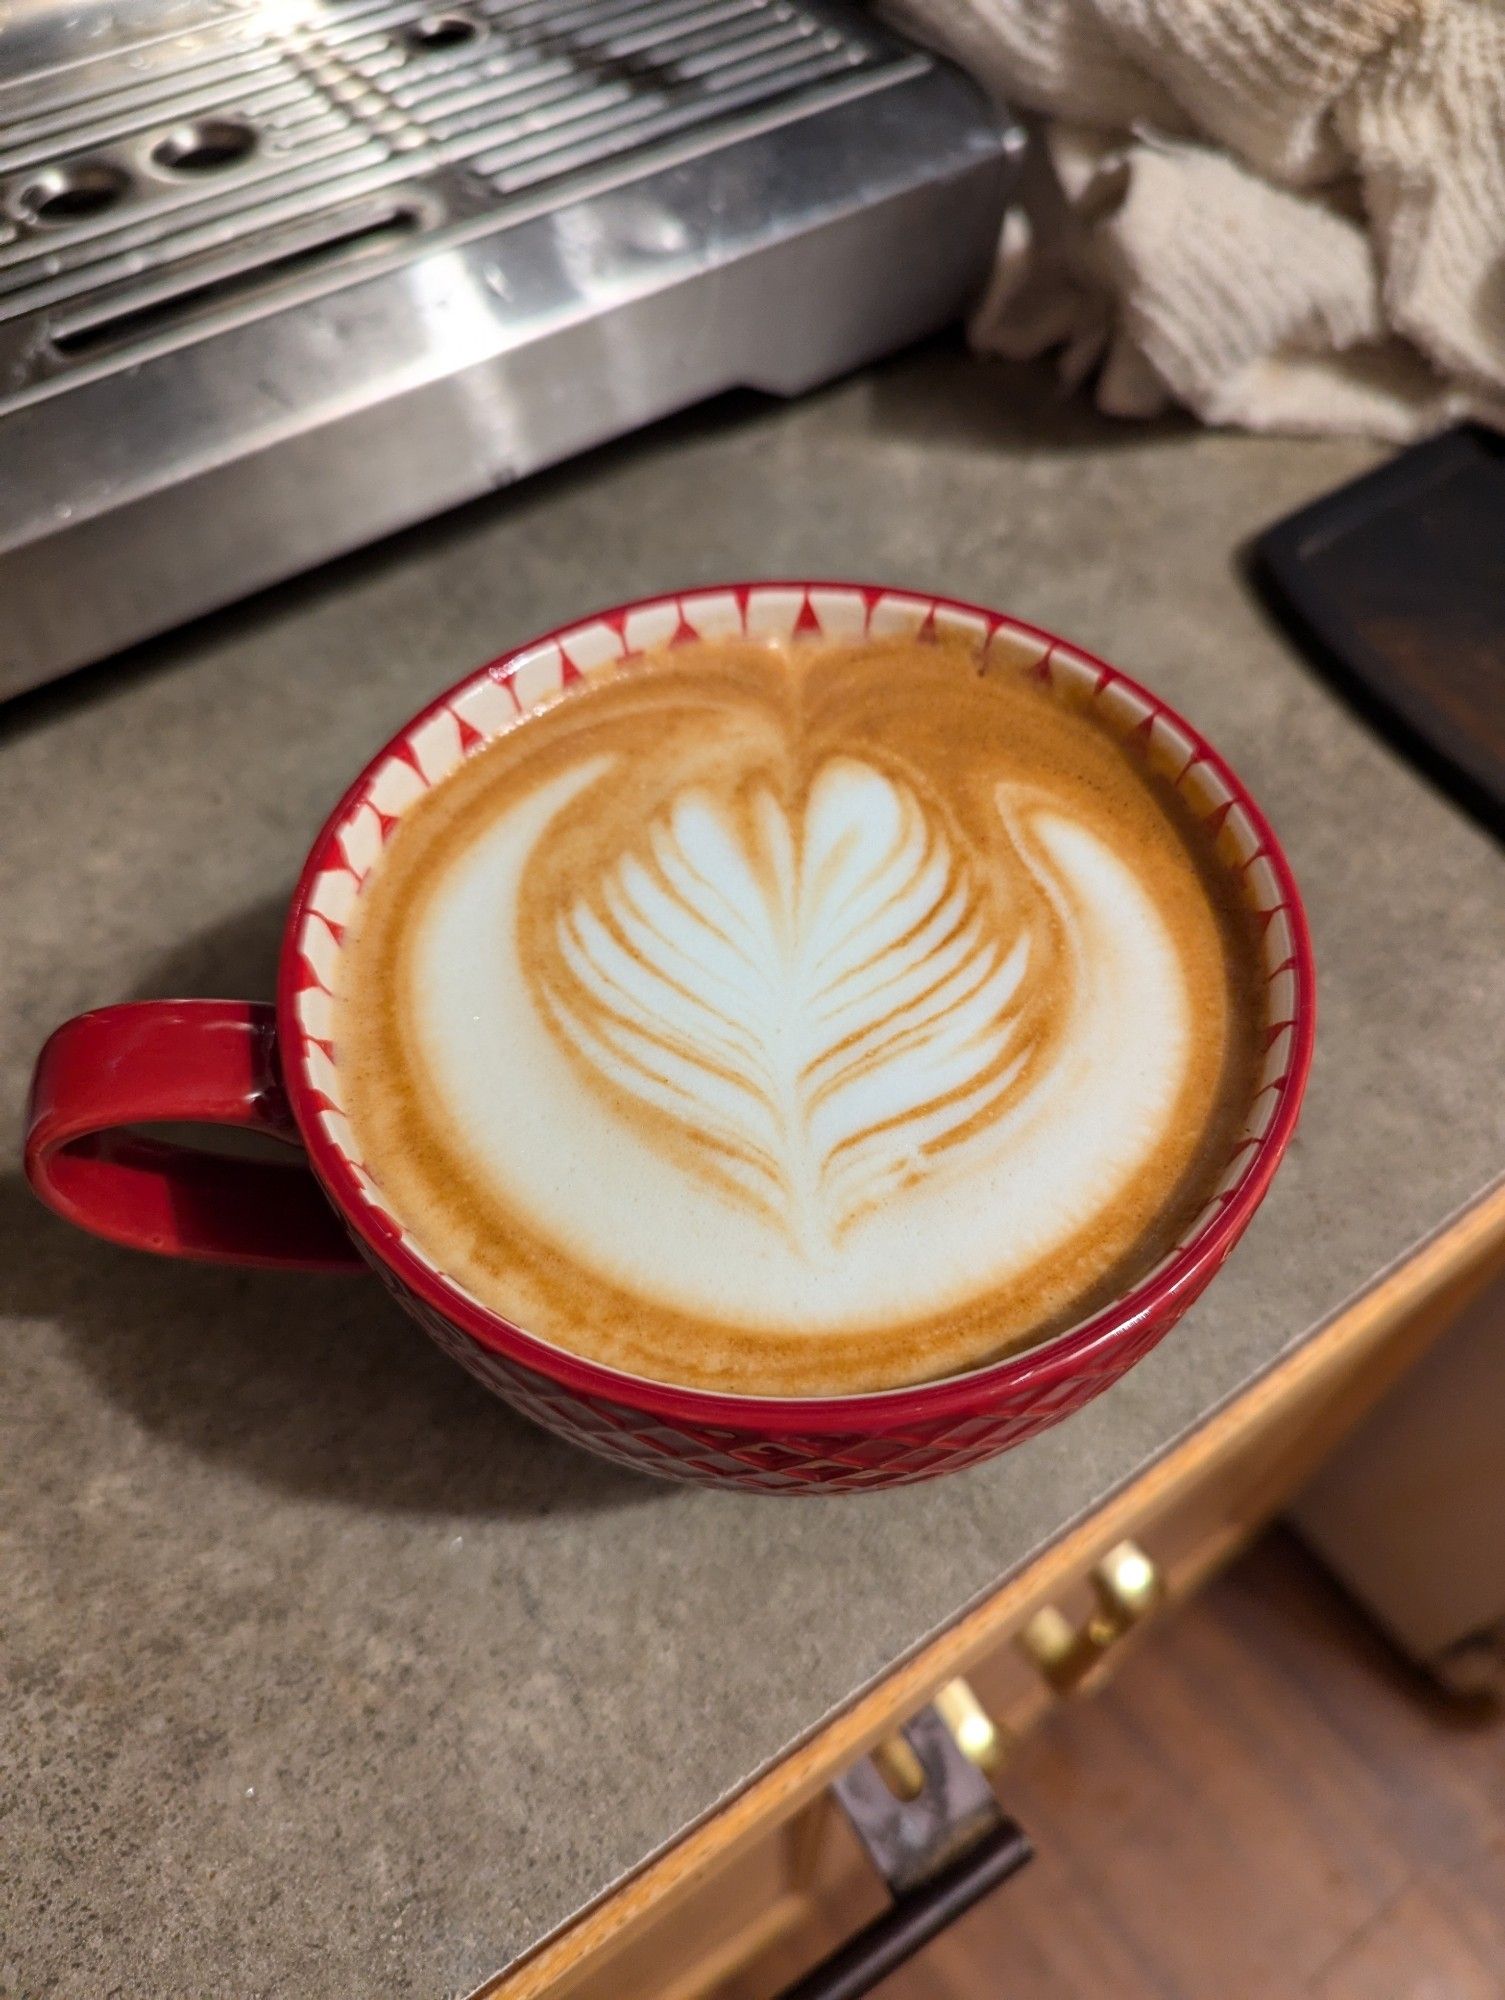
[{"xmin": 410, "ymin": 752, "xmax": 1192, "ymax": 1334}]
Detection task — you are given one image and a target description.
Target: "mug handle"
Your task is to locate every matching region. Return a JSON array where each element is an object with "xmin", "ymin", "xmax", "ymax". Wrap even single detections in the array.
[{"xmin": 24, "ymin": 999, "xmax": 364, "ymax": 1271}]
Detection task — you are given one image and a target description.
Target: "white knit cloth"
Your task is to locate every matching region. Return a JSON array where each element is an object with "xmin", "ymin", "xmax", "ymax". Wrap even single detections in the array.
[{"xmin": 886, "ymin": 0, "xmax": 1505, "ymax": 439}]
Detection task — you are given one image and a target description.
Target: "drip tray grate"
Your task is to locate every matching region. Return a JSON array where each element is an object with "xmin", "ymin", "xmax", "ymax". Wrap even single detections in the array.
[{"xmin": 0, "ymin": 0, "xmax": 902, "ymax": 391}]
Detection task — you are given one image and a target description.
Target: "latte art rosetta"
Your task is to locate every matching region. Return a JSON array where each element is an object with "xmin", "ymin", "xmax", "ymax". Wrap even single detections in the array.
[
  {"xmin": 537, "ymin": 759, "xmax": 1055, "ymax": 1254},
  {"xmin": 337, "ymin": 634, "xmax": 1262, "ymax": 1395}
]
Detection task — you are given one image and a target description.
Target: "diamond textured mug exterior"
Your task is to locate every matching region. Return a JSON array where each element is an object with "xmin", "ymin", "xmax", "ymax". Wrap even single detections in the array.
[{"xmin": 26, "ymin": 584, "xmax": 1314, "ymax": 1492}]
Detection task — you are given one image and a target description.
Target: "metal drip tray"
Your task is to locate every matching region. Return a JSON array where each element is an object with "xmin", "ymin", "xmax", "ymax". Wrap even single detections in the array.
[{"xmin": 0, "ymin": 0, "xmax": 1020, "ymax": 694}]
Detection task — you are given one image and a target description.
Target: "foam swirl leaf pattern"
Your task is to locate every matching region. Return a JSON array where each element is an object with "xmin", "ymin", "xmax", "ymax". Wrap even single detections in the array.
[
  {"xmin": 336, "ymin": 634, "xmax": 1258, "ymax": 1393},
  {"xmin": 536, "ymin": 759, "xmax": 1049, "ymax": 1254}
]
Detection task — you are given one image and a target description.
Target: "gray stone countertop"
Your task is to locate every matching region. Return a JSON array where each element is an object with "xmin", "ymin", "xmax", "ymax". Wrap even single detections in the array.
[{"xmin": 4, "ymin": 349, "xmax": 1504, "ymax": 2000}]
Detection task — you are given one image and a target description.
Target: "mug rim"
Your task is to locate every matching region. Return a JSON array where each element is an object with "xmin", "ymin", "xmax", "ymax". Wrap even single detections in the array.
[{"xmin": 277, "ymin": 581, "xmax": 1315, "ymax": 1432}]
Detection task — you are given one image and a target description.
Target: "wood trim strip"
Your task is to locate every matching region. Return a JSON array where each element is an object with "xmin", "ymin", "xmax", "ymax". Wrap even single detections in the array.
[{"xmin": 475, "ymin": 1179, "xmax": 1505, "ymax": 2000}]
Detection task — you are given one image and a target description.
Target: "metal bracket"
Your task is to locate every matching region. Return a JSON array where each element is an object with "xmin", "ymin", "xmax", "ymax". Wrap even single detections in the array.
[
  {"xmin": 832, "ymin": 1702, "xmax": 1014, "ymax": 1898},
  {"xmin": 777, "ymin": 1698, "xmax": 1031, "ymax": 2000}
]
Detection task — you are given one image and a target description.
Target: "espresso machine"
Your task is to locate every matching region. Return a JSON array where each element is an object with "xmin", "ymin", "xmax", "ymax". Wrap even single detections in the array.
[{"xmin": 0, "ymin": 0, "xmax": 1021, "ymax": 697}]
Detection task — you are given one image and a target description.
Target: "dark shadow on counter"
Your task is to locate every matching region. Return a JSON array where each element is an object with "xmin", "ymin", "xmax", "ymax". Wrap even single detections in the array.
[
  {"xmin": 855, "ymin": 339, "xmax": 1197, "ymax": 461},
  {"xmin": 7, "ymin": 896, "xmax": 667, "ymax": 1518}
]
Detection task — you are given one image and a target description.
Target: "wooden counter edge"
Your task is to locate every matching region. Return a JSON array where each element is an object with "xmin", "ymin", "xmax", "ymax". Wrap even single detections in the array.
[{"xmin": 475, "ymin": 1176, "xmax": 1505, "ymax": 2000}]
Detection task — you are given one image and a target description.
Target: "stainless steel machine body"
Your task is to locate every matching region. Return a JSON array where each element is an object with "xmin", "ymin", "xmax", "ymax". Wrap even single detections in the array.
[{"xmin": 0, "ymin": 0, "xmax": 1020, "ymax": 694}]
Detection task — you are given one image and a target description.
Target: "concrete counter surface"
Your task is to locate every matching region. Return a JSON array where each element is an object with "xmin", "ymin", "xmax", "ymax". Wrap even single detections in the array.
[{"xmin": 4, "ymin": 350, "xmax": 1503, "ymax": 1998}]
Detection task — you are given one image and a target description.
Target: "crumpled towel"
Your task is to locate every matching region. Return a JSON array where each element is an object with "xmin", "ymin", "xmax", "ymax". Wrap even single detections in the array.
[{"xmin": 884, "ymin": 0, "xmax": 1505, "ymax": 439}]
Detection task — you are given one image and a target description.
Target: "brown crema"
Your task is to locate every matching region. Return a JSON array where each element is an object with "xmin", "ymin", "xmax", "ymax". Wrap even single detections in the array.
[{"xmin": 336, "ymin": 634, "xmax": 1266, "ymax": 1396}]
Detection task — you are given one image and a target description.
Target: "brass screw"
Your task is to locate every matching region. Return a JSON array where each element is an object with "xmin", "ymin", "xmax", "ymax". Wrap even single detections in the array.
[
  {"xmin": 1021, "ymin": 1540, "xmax": 1162, "ymax": 1695},
  {"xmin": 934, "ymin": 1677, "xmax": 1003, "ymax": 1772}
]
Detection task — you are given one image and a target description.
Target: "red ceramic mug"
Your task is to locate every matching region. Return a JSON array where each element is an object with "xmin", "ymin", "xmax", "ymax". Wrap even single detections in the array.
[{"xmin": 25, "ymin": 584, "xmax": 1314, "ymax": 1492}]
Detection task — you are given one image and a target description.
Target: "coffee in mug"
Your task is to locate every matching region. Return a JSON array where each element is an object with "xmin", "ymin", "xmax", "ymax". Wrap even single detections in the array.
[{"xmin": 335, "ymin": 630, "xmax": 1264, "ymax": 1397}]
